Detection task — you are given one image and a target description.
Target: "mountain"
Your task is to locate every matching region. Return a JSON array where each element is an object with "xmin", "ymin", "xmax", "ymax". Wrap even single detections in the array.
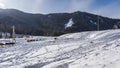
[{"xmin": 0, "ymin": 9, "xmax": 120, "ymax": 36}]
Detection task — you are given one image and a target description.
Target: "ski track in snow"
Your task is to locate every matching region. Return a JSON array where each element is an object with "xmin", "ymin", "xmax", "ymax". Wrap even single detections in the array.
[{"xmin": 0, "ymin": 30, "xmax": 120, "ymax": 68}]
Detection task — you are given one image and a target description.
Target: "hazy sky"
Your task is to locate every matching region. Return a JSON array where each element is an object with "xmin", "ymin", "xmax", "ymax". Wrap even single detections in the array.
[{"xmin": 0, "ymin": 0, "xmax": 120, "ymax": 18}]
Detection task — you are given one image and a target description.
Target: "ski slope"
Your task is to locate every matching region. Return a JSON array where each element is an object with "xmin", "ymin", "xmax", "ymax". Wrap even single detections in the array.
[
  {"xmin": 0, "ymin": 29, "xmax": 120, "ymax": 68},
  {"xmin": 65, "ymin": 18, "xmax": 74, "ymax": 29}
]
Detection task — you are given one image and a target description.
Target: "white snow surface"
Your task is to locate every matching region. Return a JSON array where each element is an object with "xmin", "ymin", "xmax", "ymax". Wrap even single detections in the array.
[
  {"xmin": 1, "ymin": 29, "xmax": 120, "ymax": 68},
  {"xmin": 65, "ymin": 18, "xmax": 74, "ymax": 29}
]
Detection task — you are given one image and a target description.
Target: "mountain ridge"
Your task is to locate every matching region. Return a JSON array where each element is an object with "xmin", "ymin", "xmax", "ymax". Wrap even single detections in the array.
[{"xmin": 0, "ymin": 8, "xmax": 120, "ymax": 36}]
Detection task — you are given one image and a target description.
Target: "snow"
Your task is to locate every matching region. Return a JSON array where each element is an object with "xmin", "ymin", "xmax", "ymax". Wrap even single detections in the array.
[
  {"xmin": 89, "ymin": 20, "xmax": 97, "ymax": 25},
  {"xmin": 65, "ymin": 18, "xmax": 74, "ymax": 29},
  {"xmin": 0, "ymin": 29, "xmax": 120, "ymax": 68}
]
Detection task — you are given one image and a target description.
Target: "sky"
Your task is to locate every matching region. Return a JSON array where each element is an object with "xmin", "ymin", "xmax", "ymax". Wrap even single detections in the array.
[{"xmin": 0, "ymin": 0, "xmax": 120, "ymax": 18}]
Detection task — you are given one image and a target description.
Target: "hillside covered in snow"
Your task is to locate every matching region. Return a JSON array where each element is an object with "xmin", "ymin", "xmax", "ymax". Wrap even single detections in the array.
[
  {"xmin": 0, "ymin": 29, "xmax": 120, "ymax": 68},
  {"xmin": 0, "ymin": 9, "xmax": 120, "ymax": 36}
]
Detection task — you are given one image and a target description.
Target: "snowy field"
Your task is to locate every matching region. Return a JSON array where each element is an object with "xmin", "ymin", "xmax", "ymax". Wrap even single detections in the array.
[{"xmin": 1, "ymin": 29, "xmax": 120, "ymax": 68}]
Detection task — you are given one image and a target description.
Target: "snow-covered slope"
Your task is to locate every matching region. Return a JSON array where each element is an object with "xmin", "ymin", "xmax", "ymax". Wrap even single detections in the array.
[
  {"xmin": 1, "ymin": 29, "xmax": 120, "ymax": 68},
  {"xmin": 65, "ymin": 18, "xmax": 74, "ymax": 29}
]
